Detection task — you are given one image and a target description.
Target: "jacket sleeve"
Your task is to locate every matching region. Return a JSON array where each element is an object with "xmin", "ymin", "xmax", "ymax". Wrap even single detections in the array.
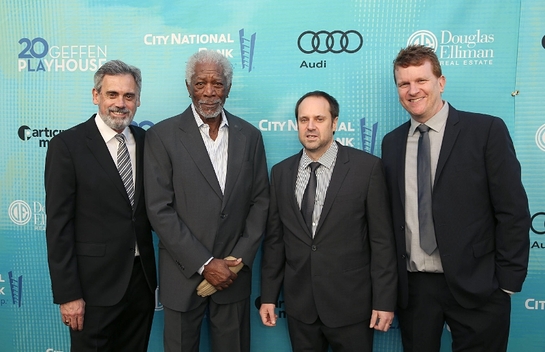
[
  {"xmin": 486, "ymin": 117, "xmax": 530, "ymax": 292},
  {"xmin": 45, "ymin": 135, "xmax": 83, "ymax": 304}
]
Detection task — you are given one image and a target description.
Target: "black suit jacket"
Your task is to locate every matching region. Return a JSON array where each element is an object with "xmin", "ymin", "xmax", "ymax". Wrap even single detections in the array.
[
  {"xmin": 144, "ymin": 107, "xmax": 269, "ymax": 312},
  {"xmin": 45, "ymin": 116, "xmax": 157, "ymax": 306},
  {"xmin": 381, "ymin": 104, "xmax": 530, "ymax": 309},
  {"xmin": 261, "ymin": 142, "xmax": 397, "ymax": 328}
]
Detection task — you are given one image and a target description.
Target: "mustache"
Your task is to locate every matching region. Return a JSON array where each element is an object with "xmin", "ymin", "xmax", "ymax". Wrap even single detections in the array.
[
  {"xmin": 109, "ymin": 107, "xmax": 130, "ymax": 114},
  {"xmin": 198, "ymin": 99, "xmax": 222, "ymax": 105}
]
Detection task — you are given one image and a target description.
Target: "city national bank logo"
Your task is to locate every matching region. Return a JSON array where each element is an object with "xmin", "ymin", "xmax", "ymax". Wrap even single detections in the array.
[
  {"xmin": 258, "ymin": 117, "xmax": 378, "ymax": 153},
  {"xmin": 407, "ymin": 29, "xmax": 495, "ymax": 66},
  {"xmin": 18, "ymin": 125, "xmax": 63, "ymax": 147},
  {"xmin": 18, "ymin": 37, "xmax": 107, "ymax": 72},
  {"xmin": 239, "ymin": 29, "xmax": 256, "ymax": 73},
  {"xmin": 143, "ymin": 28, "xmax": 257, "ymax": 73},
  {"xmin": 9, "ymin": 200, "xmax": 46, "ymax": 231},
  {"xmin": 0, "ymin": 271, "xmax": 23, "ymax": 308},
  {"xmin": 525, "ymin": 298, "xmax": 545, "ymax": 310}
]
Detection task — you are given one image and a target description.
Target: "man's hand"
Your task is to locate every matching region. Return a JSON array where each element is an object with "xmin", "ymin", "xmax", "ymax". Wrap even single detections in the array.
[
  {"xmin": 369, "ymin": 310, "xmax": 394, "ymax": 332},
  {"xmin": 60, "ymin": 298, "xmax": 85, "ymax": 331},
  {"xmin": 259, "ymin": 303, "xmax": 278, "ymax": 327},
  {"xmin": 202, "ymin": 257, "xmax": 242, "ymax": 290}
]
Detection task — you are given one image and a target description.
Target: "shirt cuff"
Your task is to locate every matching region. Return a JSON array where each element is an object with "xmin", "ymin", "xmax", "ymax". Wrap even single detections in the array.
[
  {"xmin": 501, "ymin": 288, "xmax": 515, "ymax": 296},
  {"xmin": 198, "ymin": 257, "xmax": 214, "ymax": 275}
]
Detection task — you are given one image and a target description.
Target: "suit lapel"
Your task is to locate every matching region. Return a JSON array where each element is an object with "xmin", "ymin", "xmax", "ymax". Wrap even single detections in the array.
[
  {"xmin": 131, "ymin": 125, "xmax": 145, "ymax": 212},
  {"xmin": 285, "ymin": 151, "xmax": 311, "ymax": 239},
  {"xmin": 315, "ymin": 143, "xmax": 349, "ymax": 237},
  {"xmin": 396, "ymin": 122, "xmax": 410, "ymax": 210},
  {"xmin": 178, "ymin": 107, "xmax": 223, "ymax": 200},
  {"xmin": 84, "ymin": 116, "xmax": 130, "ymax": 206},
  {"xmin": 435, "ymin": 104, "xmax": 460, "ymax": 185},
  {"xmin": 223, "ymin": 112, "xmax": 245, "ymax": 209}
]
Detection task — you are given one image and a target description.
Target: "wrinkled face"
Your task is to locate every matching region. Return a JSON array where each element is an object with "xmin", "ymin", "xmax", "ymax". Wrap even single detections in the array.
[
  {"xmin": 394, "ymin": 60, "xmax": 445, "ymax": 123},
  {"xmin": 186, "ymin": 61, "xmax": 231, "ymax": 120},
  {"xmin": 92, "ymin": 74, "xmax": 140, "ymax": 132},
  {"xmin": 297, "ymin": 96, "xmax": 338, "ymax": 160}
]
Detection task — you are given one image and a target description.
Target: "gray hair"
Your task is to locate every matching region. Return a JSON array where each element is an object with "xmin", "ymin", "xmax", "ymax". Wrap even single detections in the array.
[
  {"xmin": 94, "ymin": 60, "xmax": 142, "ymax": 95},
  {"xmin": 185, "ymin": 51, "xmax": 233, "ymax": 87}
]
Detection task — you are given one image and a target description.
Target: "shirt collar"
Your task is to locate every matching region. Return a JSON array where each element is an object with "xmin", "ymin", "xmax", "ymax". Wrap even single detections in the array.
[
  {"xmin": 409, "ymin": 100, "xmax": 449, "ymax": 136},
  {"xmin": 94, "ymin": 113, "xmax": 131, "ymax": 143},
  {"xmin": 191, "ymin": 104, "xmax": 229, "ymax": 129},
  {"xmin": 300, "ymin": 141, "xmax": 338, "ymax": 170}
]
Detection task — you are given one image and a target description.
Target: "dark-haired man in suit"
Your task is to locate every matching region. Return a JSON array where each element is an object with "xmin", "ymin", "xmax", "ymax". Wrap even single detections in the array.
[
  {"xmin": 260, "ymin": 91, "xmax": 397, "ymax": 352},
  {"xmin": 45, "ymin": 60, "xmax": 157, "ymax": 351},
  {"xmin": 382, "ymin": 44, "xmax": 530, "ymax": 352}
]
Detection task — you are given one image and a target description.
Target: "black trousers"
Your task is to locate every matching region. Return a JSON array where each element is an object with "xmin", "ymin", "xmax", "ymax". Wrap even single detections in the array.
[
  {"xmin": 69, "ymin": 257, "xmax": 155, "ymax": 352},
  {"xmin": 287, "ymin": 315, "xmax": 374, "ymax": 352},
  {"xmin": 398, "ymin": 272, "xmax": 511, "ymax": 352}
]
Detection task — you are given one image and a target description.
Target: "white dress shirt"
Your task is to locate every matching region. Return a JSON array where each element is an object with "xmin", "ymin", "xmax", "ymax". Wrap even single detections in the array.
[
  {"xmin": 295, "ymin": 141, "xmax": 338, "ymax": 237},
  {"xmin": 94, "ymin": 114, "xmax": 139, "ymax": 256}
]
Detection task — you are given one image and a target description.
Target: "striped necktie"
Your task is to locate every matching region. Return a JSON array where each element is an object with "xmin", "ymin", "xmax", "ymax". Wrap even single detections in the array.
[{"xmin": 115, "ymin": 133, "xmax": 135, "ymax": 208}]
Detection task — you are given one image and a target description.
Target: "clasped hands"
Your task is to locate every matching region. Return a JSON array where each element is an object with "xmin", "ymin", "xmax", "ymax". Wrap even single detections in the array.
[{"xmin": 197, "ymin": 256, "xmax": 244, "ymax": 297}]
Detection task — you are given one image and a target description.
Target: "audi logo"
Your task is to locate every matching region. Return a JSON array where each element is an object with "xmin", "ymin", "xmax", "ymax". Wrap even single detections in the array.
[{"xmin": 298, "ymin": 30, "xmax": 363, "ymax": 54}]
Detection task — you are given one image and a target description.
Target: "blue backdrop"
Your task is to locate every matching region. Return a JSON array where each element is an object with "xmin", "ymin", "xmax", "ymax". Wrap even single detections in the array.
[{"xmin": 1, "ymin": 0, "xmax": 544, "ymax": 351}]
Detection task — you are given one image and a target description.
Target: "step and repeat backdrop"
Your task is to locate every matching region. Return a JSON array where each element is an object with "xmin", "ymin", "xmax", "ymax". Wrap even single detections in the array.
[{"xmin": 1, "ymin": 0, "xmax": 544, "ymax": 351}]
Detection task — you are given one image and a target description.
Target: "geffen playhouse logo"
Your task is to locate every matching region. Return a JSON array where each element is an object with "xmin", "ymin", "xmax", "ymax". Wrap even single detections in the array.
[{"xmin": 18, "ymin": 37, "xmax": 107, "ymax": 72}]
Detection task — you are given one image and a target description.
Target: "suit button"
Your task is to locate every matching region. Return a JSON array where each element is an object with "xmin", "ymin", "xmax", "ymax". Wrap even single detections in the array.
[
  {"xmin": 220, "ymin": 213, "xmax": 227, "ymax": 220},
  {"xmin": 400, "ymin": 225, "xmax": 405, "ymax": 231},
  {"xmin": 311, "ymin": 245, "xmax": 317, "ymax": 251}
]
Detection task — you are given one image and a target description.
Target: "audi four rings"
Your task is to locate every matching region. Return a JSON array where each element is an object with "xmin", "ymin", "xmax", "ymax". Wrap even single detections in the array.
[{"xmin": 297, "ymin": 30, "xmax": 363, "ymax": 54}]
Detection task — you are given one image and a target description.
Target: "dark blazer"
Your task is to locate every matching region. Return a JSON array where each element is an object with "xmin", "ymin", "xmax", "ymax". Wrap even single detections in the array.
[
  {"xmin": 45, "ymin": 116, "xmax": 157, "ymax": 306},
  {"xmin": 260, "ymin": 142, "xmax": 397, "ymax": 328},
  {"xmin": 144, "ymin": 106, "xmax": 269, "ymax": 312},
  {"xmin": 381, "ymin": 104, "xmax": 530, "ymax": 309}
]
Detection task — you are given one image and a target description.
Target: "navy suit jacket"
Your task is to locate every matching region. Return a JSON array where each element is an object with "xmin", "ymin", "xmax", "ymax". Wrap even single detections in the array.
[{"xmin": 381, "ymin": 104, "xmax": 530, "ymax": 309}]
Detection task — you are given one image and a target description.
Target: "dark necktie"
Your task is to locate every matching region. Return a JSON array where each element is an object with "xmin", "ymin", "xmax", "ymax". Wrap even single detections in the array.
[
  {"xmin": 116, "ymin": 133, "xmax": 135, "ymax": 208},
  {"xmin": 417, "ymin": 125, "xmax": 437, "ymax": 255},
  {"xmin": 301, "ymin": 162, "xmax": 320, "ymax": 233}
]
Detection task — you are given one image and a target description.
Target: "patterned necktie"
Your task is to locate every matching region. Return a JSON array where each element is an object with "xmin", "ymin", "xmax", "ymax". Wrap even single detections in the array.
[
  {"xmin": 301, "ymin": 162, "xmax": 320, "ymax": 233},
  {"xmin": 115, "ymin": 133, "xmax": 135, "ymax": 208},
  {"xmin": 417, "ymin": 124, "xmax": 437, "ymax": 255}
]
